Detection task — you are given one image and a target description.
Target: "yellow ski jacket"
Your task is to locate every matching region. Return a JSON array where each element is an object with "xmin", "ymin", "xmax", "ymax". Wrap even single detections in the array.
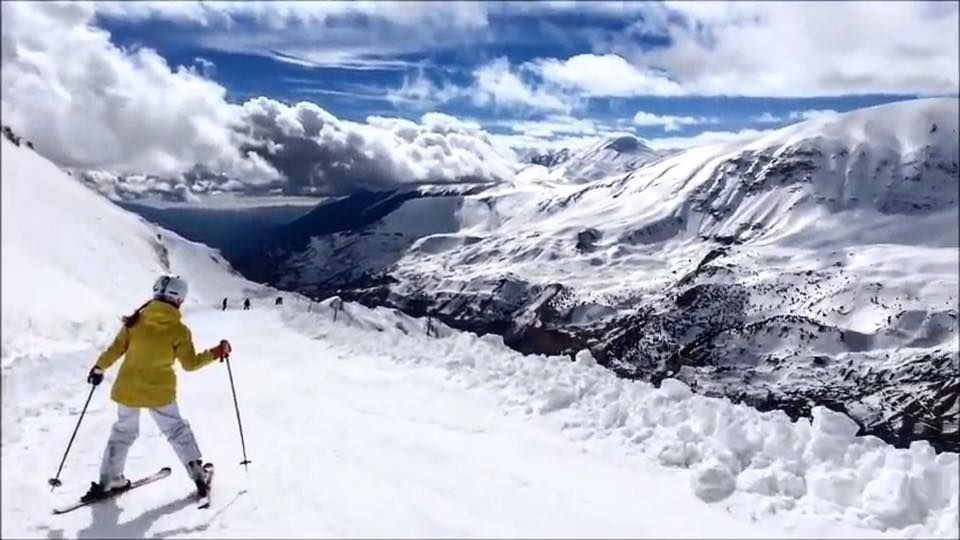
[{"xmin": 96, "ymin": 300, "xmax": 217, "ymax": 408}]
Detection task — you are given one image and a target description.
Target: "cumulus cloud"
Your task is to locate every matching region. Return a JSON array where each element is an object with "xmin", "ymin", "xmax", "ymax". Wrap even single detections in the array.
[
  {"xmin": 407, "ymin": 54, "xmax": 684, "ymax": 110},
  {"xmin": 609, "ymin": 1, "xmax": 959, "ymax": 97},
  {"xmin": 748, "ymin": 109, "xmax": 837, "ymax": 125},
  {"xmin": 237, "ymin": 99, "xmax": 517, "ymax": 195},
  {"xmin": 388, "ymin": 71, "xmax": 467, "ymax": 110},
  {"xmin": 500, "ymin": 115, "xmax": 602, "ymax": 138},
  {"xmin": 1, "ymin": 2, "xmax": 517, "ymax": 201},
  {"xmin": 788, "ymin": 109, "xmax": 838, "ymax": 121},
  {"xmin": 488, "ymin": 132, "xmax": 602, "ymax": 155},
  {"xmin": 0, "ymin": 2, "xmax": 279, "ymax": 185},
  {"xmin": 645, "ymin": 128, "xmax": 773, "ymax": 151},
  {"xmin": 471, "ymin": 58, "xmax": 574, "ymax": 113},
  {"xmin": 390, "ymin": 58, "xmax": 578, "ymax": 114},
  {"xmin": 750, "ymin": 112, "xmax": 783, "ymax": 124},
  {"xmin": 532, "ymin": 54, "xmax": 685, "ymax": 97},
  {"xmin": 632, "ymin": 111, "xmax": 718, "ymax": 132},
  {"xmin": 192, "ymin": 57, "xmax": 216, "ymax": 78}
]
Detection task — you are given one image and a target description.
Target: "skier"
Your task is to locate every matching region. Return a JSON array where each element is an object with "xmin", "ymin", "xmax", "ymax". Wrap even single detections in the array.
[
  {"xmin": 243, "ymin": 298, "xmax": 251, "ymax": 310},
  {"xmin": 275, "ymin": 296, "xmax": 283, "ymax": 306},
  {"xmin": 221, "ymin": 297, "xmax": 227, "ymax": 311},
  {"xmin": 81, "ymin": 275, "xmax": 232, "ymax": 503}
]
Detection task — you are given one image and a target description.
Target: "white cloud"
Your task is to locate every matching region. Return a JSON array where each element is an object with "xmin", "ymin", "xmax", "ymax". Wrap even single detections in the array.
[
  {"xmin": 503, "ymin": 115, "xmax": 601, "ymax": 138},
  {"xmin": 0, "ymin": 2, "xmax": 279, "ymax": 183},
  {"xmin": 92, "ymin": 2, "xmax": 958, "ymax": 96},
  {"xmin": 387, "ymin": 72, "xmax": 466, "ymax": 109},
  {"xmin": 611, "ymin": 1, "xmax": 960, "ymax": 97},
  {"xmin": 747, "ymin": 109, "xmax": 837, "ymax": 125},
  {"xmin": 192, "ymin": 57, "xmax": 216, "ymax": 78},
  {"xmin": 750, "ymin": 112, "xmax": 783, "ymax": 124},
  {"xmin": 93, "ymin": 1, "xmax": 491, "ymax": 29},
  {"xmin": 632, "ymin": 111, "xmax": 717, "ymax": 132},
  {"xmin": 89, "ymin": 1, "xmax": 960, "ymax": 102},
  {"xmin": 387, "ymin": 59, "xmax": 578, "ymax": 114},
  {"xmin": 471, "ymin": 58, "xmax": 574, "ymax": 113},
  {"xmin": 645, "ymin": 128, "xmax": 773, "ymax": 151},
  {"xmin": 788, "ymin": 109, "xmax": 838, "ymax": 121},
  {"xmin": 0, "ymin": 3, "xmax": 518, "ymax": 200},
  {"xmin": 532, "ymin": 54, "xmax": 685, "ymax": 97},
  {"xmin": 488, "ymin": 132, "xmax": 601, "ymax": 154},
  {"xmin": 93, "ymin": 1, "xmax": 490, "ymax": 70}
]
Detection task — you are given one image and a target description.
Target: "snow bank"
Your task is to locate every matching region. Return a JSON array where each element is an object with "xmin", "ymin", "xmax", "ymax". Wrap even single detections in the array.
[{"xmin": 283, "ymin": 298, "xmax": 960, "ymax": 538}]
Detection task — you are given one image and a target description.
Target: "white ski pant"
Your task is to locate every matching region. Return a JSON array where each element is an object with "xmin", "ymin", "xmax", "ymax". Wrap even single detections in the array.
[{"xmin": 99, "ymin": 402, "xmax": 202, "ymax": 484}]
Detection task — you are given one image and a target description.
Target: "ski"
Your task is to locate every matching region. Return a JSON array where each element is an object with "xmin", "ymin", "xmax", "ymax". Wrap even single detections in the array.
[
  {"xmin": 196, "ymin": 462, "xmax": 214, "ymax": 509},
  {"xmin": 52, "ymin": 467, "xmax": 172, "ymax": 515}
]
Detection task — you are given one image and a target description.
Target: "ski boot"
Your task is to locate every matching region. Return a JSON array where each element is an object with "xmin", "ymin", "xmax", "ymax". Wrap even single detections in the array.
[
  {"xmin": 80, "ymin": 475, "xmax": 130, "ymax": 503},
  {"xmin": 187, "ymin": 460, "xmax": 208, "ymax": 498}
]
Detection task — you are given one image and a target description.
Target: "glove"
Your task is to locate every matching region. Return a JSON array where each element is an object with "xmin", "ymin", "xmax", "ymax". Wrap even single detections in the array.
[
  {"xmin": 87, "ymin": 366, "xmax": 104, "ymax": 386},
  {"xmin": 211, "ymin": 339, "xmax": 232, "ymax": 361}
]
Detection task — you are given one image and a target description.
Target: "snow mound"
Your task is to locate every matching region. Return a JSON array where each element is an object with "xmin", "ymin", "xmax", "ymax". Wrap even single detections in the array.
[{"xmin": 284, "ymin": 298, "xmax": 960, "ymax": 537}]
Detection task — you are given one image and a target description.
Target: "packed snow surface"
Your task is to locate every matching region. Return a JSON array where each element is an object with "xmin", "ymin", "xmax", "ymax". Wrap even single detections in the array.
[
  {"xmin": 1, "ymin": 118, "xmax": 958, "ymax": 538},
  {"xmin": 3, "ymin": 299, "xmax": 958, "ymax": 538}
]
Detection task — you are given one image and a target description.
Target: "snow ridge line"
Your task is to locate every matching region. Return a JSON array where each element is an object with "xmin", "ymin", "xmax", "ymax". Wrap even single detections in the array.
[{"xmin": 281, "ymin": 297, "xmax": 959, "ymax": 538}]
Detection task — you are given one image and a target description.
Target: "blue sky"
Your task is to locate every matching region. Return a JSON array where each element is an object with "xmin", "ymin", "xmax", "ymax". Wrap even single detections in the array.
[{"xmin": 90, "ymin": 2, "xmax": 955, "ymax": 149}]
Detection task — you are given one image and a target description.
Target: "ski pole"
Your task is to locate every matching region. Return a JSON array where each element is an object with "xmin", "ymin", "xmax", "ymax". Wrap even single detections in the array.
[
  {"xmin": 223, "ymin": 354, "xmax": 252, "ymax": 470},
  {"xmin": 48, "ymin": 384, "xmax": 97, "ymax": 490}
]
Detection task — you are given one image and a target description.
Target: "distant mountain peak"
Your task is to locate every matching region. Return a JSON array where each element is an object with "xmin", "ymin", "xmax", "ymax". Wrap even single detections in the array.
[{"xmin": 602, "ymin": 134, "xmax": 649, "ymax": 154}]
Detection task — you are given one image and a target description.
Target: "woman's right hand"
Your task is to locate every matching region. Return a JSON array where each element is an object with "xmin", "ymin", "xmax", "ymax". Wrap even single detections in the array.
[{"xmin": 211, "ymin": 339, "xmax": 232, "ymax": 360}]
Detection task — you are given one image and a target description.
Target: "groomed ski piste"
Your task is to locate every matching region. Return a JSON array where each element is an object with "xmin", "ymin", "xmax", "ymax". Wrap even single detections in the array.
[{"xmin": 1, "ymin": 137, "xmax": 958, "ymax": 539}]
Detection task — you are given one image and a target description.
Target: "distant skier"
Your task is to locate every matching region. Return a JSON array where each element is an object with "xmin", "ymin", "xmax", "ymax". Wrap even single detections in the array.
[
  {"xmin": 221, "ymin": 297, "xmax": 228, "ymax": 311},
  {"xmin": 81, "ymin": 275, "xmax": 232, "ymax": 503},
  {"xmin": 275, "ymin": 296, "xmax": 283, "ymax": 306},
  {"xmin": 243, "ymin": 298, "xmax": 251, "ymax": 310}
]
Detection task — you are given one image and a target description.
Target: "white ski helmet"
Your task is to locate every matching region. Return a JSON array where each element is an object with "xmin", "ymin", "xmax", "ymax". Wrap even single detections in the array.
[{"xmin": 152, "ymin": 275, "xmax": 188, "ymax": 304}]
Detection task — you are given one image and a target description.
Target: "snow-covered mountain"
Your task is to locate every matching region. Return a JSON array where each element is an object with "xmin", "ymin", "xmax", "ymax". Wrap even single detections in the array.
[
  {"xmin": 548, "ymin": 134, "xmax": 662, "ymax": 183},
  {"xmin": 516, "ymin": 146, "xmax": 573, "ymax": 168},
  {"xmin": 2, "ymin": 114, "xmax": 959, "ymax": 538},
  {"xmin": 515, "ymin": 134, "xmax": 663, "ymax": 185},
  {"xmin": 235, "ymin": 98, "xmax": 960, "ymax": 453}
]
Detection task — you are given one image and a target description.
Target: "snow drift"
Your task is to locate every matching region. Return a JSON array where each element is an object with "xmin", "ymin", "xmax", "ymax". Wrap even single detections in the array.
[{"xmin": 286, "ymin": 298, "xmax": 960, "ymax": 537}]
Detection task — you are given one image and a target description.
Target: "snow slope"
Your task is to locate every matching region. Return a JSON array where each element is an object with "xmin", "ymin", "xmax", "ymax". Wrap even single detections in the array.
[
  {"xmin": 0, "ymin": 137, "xmax": 255, "ymax": 362},
  {"xmin": 1, "ymin": 115, "xmax": 958, "ymax": 538},
  {"xmin": 0, "ymin": 136, "xmax": 261, "ymax": 447}
]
